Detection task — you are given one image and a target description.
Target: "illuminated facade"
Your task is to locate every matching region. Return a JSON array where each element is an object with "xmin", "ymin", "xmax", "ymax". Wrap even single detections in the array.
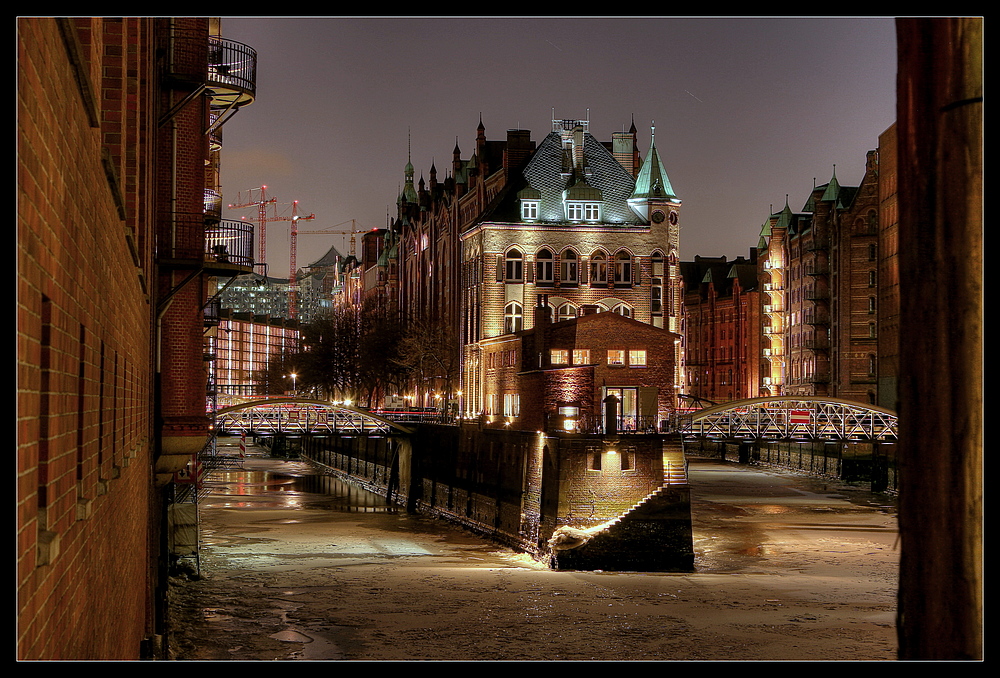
[
  {"xmin": 681, "ymin": 254, "xmax": 761, "ymax": 403},
  {"xmin": 755, "ymin": 135, "xmax": 888, "ymax": 403},
  {"xmin": 208, "ymin": 310, "xmax": 300, "ymax": 403},
  {"xmin": 478, "ymin": 299, "xmax": 680, "ymax": 432},
  {"xmin": 460, "ymin": 117, "xmax": 683, "ymax": 419}
]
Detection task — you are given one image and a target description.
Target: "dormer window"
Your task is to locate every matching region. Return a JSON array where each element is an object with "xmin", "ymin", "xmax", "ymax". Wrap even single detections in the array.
[
  {"xmin": 566, "ymin": 201, "xmax": 601, "ymax": 222},
  {"xmin": 521, "ymin": 200, "xmax": 539, "ymax": 221}
]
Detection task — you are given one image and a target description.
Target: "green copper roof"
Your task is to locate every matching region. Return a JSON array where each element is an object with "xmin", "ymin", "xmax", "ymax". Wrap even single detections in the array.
[
  {"xmin": 630, "ymin": 133, "xmax": 677, "ymax": 202},
  {"xmin": 820, "ymin": 168, "xmax": 841, "ymax": 203}
]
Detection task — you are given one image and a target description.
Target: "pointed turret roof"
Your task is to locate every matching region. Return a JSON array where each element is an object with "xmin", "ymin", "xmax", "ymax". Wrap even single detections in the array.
[{"xmin": 629, "ymin": 124, "xmax": 677, "ymax": 202}]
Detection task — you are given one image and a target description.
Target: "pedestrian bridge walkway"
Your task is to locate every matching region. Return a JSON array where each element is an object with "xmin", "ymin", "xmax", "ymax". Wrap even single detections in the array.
[
  {"xmin": 212, "ymin": 398, "xmax": 417, "ymax": 436},
  {"xmin": 676, "ymin": 397, "xmax": 898, "ymax": 441}
]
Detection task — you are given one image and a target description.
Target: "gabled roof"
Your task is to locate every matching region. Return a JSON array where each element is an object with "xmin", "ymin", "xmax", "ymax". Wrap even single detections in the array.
[{"xmin": 517, "ymin": 131, "xmax": 642, "ymax": 225}]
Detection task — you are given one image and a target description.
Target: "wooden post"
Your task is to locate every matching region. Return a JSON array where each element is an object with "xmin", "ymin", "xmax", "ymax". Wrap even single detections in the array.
[{"xmin": 895, "ymin": 17, "xmax": 982, "ymax": 660}]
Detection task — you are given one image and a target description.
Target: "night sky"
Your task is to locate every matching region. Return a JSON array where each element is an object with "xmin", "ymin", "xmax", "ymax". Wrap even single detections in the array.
[{"xmin": 217, "ymin": 16, "xmax": 897, "ymax": 279}]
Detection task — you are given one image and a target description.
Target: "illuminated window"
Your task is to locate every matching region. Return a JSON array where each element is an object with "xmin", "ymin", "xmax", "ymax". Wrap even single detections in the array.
[
  {"xmin": 521, "ymin": 201, "xmax": 538, "ymax": 221},
  {"xmin": 584, "ymin": 203, "xmax": 600, "ymax": 221},
  {"xmin": 503, "ymin": 393, "xmax": 520, "ymax": 417},
  {"xmin": 567, "ymin": 202, "xmax": 584, "ymax": 221},
  {"xmin": 560, "ymin": 249, "xmax": 578, "ymax": 285},
  {"xmin": 629, "ymin": 350, "xmax": 647, "ymax": 366},
  {"xmin": 535, "ymin": 248, "xmax": 554, "ymax": 285},
  {"xmin": 607, "ymin": 349, "xmax": 625, "ymax": 365},
  {"xmin": 504, "ymin": 249, "xmax": 523, "ymax": 282},
  {"xmin": 550, "ymin": 349, "xmax": 569, "ymax": 365},
  {"xmin": 573, "ymin": 349, "xmax": 590, "ymax": 365}
]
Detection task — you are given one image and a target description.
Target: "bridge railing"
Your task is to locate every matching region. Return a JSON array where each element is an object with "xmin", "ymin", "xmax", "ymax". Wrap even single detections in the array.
[{"xmin": 676, "ymin": 397, "xmax": 898, "ymax": 441}]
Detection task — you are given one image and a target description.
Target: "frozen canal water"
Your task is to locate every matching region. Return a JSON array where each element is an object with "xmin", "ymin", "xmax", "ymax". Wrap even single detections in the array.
[{"xmin": 167, "ymin": 441, "xmax": 898, "ymax": 661}]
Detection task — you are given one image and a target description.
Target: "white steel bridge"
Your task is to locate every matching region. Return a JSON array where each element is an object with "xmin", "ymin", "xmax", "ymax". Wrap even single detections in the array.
[
  {"xmin": 212, "ymin": 398, "xmax": 417, "ymax": 436},
  {"xmin": 675, "ymin": 397, "xmax": 898, "ymax": 441}
]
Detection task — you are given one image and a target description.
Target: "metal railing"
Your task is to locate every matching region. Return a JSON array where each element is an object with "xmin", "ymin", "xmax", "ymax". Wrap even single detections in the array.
[
  {"xmin": 207, "ymin": 36, "xmax": 257, "ymax": 108},
  {"xmin": 157, "ymin": 213, "xmax": 254, "ymax": 270}
]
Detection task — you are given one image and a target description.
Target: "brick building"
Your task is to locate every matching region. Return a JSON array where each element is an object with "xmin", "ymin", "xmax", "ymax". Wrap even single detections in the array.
[
  {"xmin": 207, "ymin": 309, "xmax": 300, "ymax": 404},
  {"xmin": 17, "ymin": 18, "xmax": 256, "ymax": 659},
  {"xmin": 681, "ymin": 254, "xmax": 761, "ymax": 403},
  {"xmin": 459, "ymin": 117, "xmax": 684, "ymax": 417},
  {"xmin": 753, "ymin": 128, "xmax": 893, "ymax": 403},
  {"xmin": 477, "ymin": 297, "xmax": 679, "ymax": 432}
]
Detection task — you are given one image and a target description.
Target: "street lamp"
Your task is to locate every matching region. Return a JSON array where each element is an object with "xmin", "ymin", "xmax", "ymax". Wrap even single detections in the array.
[{"xmin": 287, "ymin": 372, "xmax": 297, "ymax": 396}]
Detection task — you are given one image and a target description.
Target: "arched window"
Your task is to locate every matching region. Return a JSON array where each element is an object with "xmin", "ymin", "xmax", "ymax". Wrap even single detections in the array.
[
  {"xmin": 650, "ymin": 250, "xmax": 664, "ymax": 277},
  {"xmin": 590, "ymin": 251, "xmax": 607, "ymax": 284},
  {"xmin": 535, "ymin": 248, "xmax": 554, "ymax": 285},
  {"xmin": 504, "ymin": 302, "xmax": 523, "ymax": 334},
  {"xmin": 613, "ymin": 303, "xmax": 633, "ymax": 318},
  {"xmin": 557, "ymin": 303, "xmax": 577, "ymax": 322},
  {"xmin": 504, "ymin": 249, "xmax": 523, "ymax": 282},
  {"xmin": 614, "ymin": 251, "xmax": 632, "ymax": 286},
  {"xmin": 560, "ymin": 249, "xmax": 578, "ymax": 285}
]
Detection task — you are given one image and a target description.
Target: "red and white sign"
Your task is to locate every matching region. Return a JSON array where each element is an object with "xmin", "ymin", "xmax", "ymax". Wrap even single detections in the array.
[{"xmin": 790, "ymin": 409, "xmax": 810, "ymax": 425}]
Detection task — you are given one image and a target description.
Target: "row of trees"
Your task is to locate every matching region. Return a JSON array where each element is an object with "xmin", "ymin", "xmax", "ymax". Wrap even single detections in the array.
[{"xmin": 256, "ymin": 297, "xmax": 459, "ymax": 410}]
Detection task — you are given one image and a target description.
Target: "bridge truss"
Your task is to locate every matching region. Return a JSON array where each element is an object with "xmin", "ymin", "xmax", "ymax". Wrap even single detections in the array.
[
  {"xmin": 676, "ymin": 397, "xmax": 898, "ymax": 441},
  {"xmin": 212, "ymin": 398, "xmax": 414, "ymax": 436}
]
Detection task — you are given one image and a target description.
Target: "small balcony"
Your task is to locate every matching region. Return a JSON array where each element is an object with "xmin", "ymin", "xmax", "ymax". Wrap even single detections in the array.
[
  {"xmin": 158, "ymin": 214, "xmax": 255, "ymax": 275},
  {"xmin": 207, "ymin": 36, "xmax": 257, "ymax": 111}
]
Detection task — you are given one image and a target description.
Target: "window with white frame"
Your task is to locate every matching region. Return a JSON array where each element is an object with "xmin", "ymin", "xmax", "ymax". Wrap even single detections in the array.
[
  {"xmin": 614, "ymin": 251, "xmax": 632, "ymax": 285},
  {"xmin": 504, "ymin": 302, "xmax": 523, "ymax": 334},
  {"xmin": 607, "ymin": 349, "xmax": 625, "ymax": 365},
  {"xmin": 573, "ymin": 349, "xmax": 590, "ymax": 365},
  {"xmin": 629, "ymin": 350, "xmax": 647, "ymax": 366},
  {"xmin": 521, "ymin": 200, "xmax": 538, "ymax": 221},
  {"xmin": 550, "ymin": 349, "xmax": 569, "ymax": 365},
  {"xmin": 557, "ymin": 303, "xmax": 576, "ymax": 322},
  {"xmin": 566, "ymin": 202, "xmax": 584, "ymax": 221},
  {"xmin": 590, "ymin": 252, "xmax": 607, "ymax": 284},
  {"xmin": 560, "ymin": 249, "xmax": 578, "ymax": 285},
  {"xmin": 504, "ymin": 249, "xmax": 523, "ymax": 282},
  {"xmin": 503, "ymin": 393, "xmax": 520, "ymax": 417},
  {"xmin": 584, "ymin": 202, "xmax": 600, "ymax": 221},
  {"xmin": 535, "ymin": 248, "xmax": 554, "ymax": 285}
]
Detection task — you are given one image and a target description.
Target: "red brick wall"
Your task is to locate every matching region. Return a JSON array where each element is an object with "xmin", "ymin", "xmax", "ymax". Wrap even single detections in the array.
[{"xmin": 18, "ymin": 18, "xmax": 158, "ymax": 659}]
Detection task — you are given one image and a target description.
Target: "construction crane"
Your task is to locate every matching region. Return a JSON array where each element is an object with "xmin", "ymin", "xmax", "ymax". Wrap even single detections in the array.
[
  {"xmin": 296, "ymin": 219, "xmax": 368, "ymax": 258},
  {"xmin": 287, "ymin": 200, "xmax": 316, "ymax": 320},
  {"xmin": 227, "ymin": 186, "xmax": 278, "ymax": 268},
  {"xmin": 290, "ymin": 219, "xmax": 372, "ymax": 321}
]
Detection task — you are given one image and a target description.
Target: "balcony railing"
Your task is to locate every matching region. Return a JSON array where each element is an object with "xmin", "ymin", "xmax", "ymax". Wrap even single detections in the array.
[
  {"xmin": 204, "ymin": 189, "xmax": 222, "ymax": 222},
  {"xmin": 206, "ymin": 219, "xmax": 255, "ymax": 272},
  {"xmin": 158, "ymin": 213, "xmax": 254, "ymax": 273},
  {"xmin": 207, "ymin": 36, "xmax": 257, "ymax": 109}
]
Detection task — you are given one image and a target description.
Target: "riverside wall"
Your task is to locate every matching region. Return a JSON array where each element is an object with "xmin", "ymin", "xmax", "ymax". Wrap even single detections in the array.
[
  {"xmin": 685, "ymin": 438, "xmax": 898, "ymax": 493},
  {"xmin": 290, "ymin": 423, "xmax": 694, "ymax": 568}
]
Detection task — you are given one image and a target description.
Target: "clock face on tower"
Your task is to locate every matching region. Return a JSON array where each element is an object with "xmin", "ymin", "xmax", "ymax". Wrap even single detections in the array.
[
  {"xmin": 668, "ymin": 210, "xmax": 678, "ymax": 225},
  {"xmin": 651, "ymin": 210, "xmax": 665, "ymax": 223}
]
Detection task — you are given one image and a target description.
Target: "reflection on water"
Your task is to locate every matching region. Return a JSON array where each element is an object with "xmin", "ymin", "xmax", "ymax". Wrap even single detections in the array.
[{"xmin": 204, "ymin": 462, "xmax": 397, "ymax": 513}]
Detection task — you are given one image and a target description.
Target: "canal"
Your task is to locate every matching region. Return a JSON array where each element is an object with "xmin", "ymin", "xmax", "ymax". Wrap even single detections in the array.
[{"xmin": 167, "ymin": 438, "xmax": 898, "ymax": 661}]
